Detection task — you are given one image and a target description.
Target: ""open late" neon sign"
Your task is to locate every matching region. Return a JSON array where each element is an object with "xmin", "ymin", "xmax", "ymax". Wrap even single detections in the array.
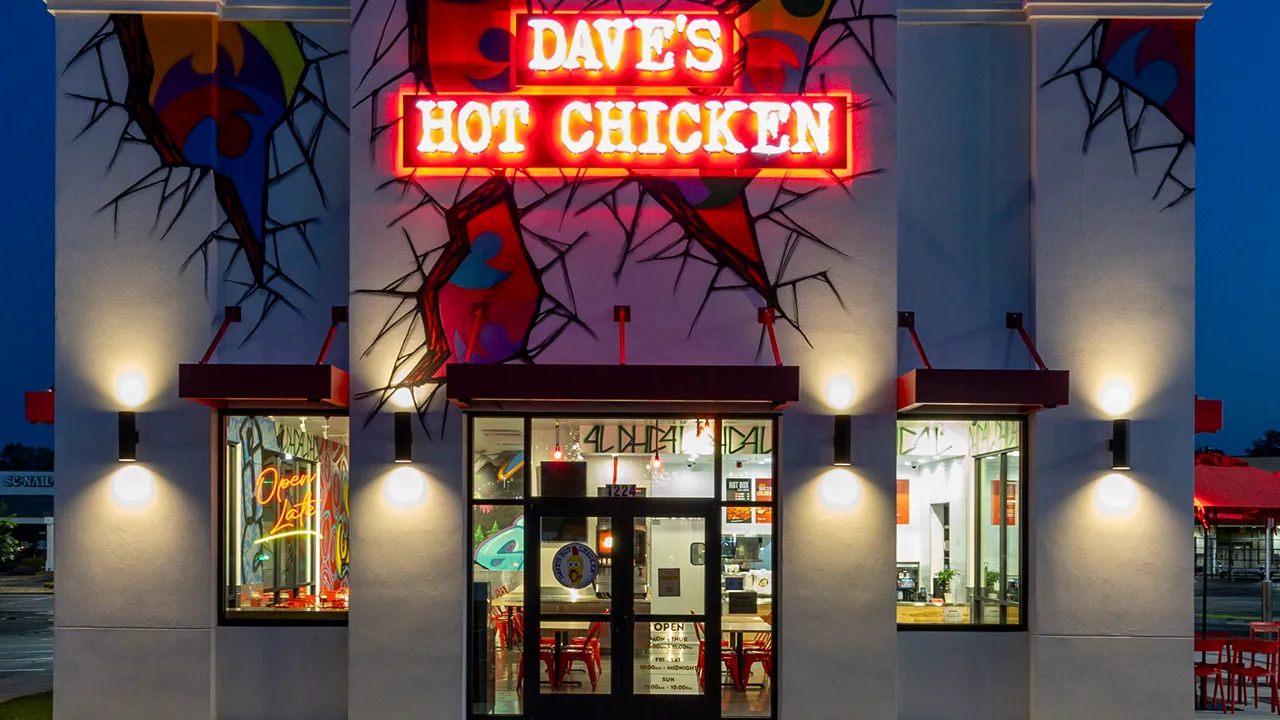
[{"xmin": 397, "ymin": 11, "xmax": 853, "ymax": 175}]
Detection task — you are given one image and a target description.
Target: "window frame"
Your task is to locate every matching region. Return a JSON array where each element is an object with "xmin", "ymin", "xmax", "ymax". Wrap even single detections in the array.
[
  {"xmin": 464, "ymin": 410, "xmax": 782, "ymax": 720},
  {"xmin": 217, "ymin": 408, "xmax": 350, "ymax": 627},
  {"xmin": 894, "ymin": 413, "xmax": 1028, "ymax": 633}
]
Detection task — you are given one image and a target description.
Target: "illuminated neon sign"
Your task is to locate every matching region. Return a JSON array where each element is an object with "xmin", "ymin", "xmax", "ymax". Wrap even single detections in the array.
[
  {"xmin": 397, "ymin": 11, "xmax": 853, "ymax": 176},
  {"xmin": 254, "ymin": 467, "xmax": 318, "ymax": 539}
]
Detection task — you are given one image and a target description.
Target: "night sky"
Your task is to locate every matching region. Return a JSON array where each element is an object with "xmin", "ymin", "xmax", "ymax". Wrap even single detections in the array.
[{"xmin": 0, "ymin": 2, "xmax": 1272, "ymax": 452}]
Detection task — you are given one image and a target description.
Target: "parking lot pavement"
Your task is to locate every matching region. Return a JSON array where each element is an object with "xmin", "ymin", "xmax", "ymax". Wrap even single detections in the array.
[{"xmin": 0, "ymin": 594, "xmax": 52, "ymax": 702}]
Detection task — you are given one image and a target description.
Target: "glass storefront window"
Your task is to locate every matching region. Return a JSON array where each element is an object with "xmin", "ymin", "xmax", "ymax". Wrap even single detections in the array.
[
  {"xmin": 222, "ymin": 414, "xmax": 350, "ymax": 620},
  {"xmin": 895, "ymin": 418, "xmax": 1023, "ymax": 627},
  {"xmin": 467, "ymin": 414, "xmax": 778, "ymax": 718},
  {"xmin": 531, "ymin": 418, "xmax": 715, "ymax": 498}
]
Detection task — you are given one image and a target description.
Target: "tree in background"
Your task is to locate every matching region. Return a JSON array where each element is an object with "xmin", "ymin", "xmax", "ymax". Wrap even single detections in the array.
[
  {"xmin": 0, "ymin": 444, "xmax": 53, "ymax": 470},
  {"xmin": 1245, "ymin": 430, "xmax": 1280, "ymax": 457},
  {"xmin": 0, "ymin": 505, "xmax": 18, "ymax": 563}
]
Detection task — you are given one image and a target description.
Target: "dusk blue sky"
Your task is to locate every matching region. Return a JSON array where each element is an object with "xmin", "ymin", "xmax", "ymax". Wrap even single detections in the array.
[{"xmin": 0, "ymin": 2, "xmax": 1272, "ymax": 452}]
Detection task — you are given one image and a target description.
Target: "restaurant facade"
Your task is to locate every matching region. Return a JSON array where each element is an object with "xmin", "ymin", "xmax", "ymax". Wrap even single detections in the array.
[{"xmin": 46, "ymin": 0, "xmax": 1204, "ymax": 718}]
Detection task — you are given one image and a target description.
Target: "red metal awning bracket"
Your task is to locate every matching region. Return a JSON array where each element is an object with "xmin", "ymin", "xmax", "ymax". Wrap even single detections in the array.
[
  {"xmin": 898, "ymin": 311, "xmax": 932, "ymax": 370},
  {"xmin": 463, "ymin": 304, "xmax": 487, "ymax": 363},
  {"xmin": 315, "ymin": 306, "xmax": 349, "ymax": 365},
  {"xmin": 758, "ymin": 308, "xmax": 782, "ymax": 367},
  {"xmin": 614, "ymin": 306, "xmax": 631, "ymax": 365},
  {"xmin": 200, "ymin": 306, "xmax": 242, "ymax": 364},
  {"xmin": 1006, "ymin": 313, "xmax": 1048, "ymax": 371}
]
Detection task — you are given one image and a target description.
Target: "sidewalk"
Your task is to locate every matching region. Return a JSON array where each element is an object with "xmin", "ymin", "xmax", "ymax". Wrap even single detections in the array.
[{"xmin": 0, "ymin": 573, "xmax": 53, "ymax": 594}]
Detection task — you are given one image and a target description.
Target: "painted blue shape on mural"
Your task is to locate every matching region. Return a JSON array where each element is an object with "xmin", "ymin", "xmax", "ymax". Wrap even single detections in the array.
[
  {"xmin": 450, "ymin": 231, "xmax": 511, "ymax": 290},
  {"xmin": 1105, "ymin": 29, "xmax": 1178, "ymax": 104}
]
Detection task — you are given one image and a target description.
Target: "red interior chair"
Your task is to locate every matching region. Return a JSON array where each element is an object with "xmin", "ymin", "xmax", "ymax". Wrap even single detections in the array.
[
  {"xmin": 492, "ymin": 607, "xmax": 512, "ymax": 649},
  {"xmin": 559, "ymin": 621, "xmax": 605, "ymax": 691},
  {"xmin": 692, "ymin": 617, "xmax": 740, "ymax": 691},
  {"xmin": 741, "ymin": 634, "xmax": 773, "ymax": 687},
  {"xmin": 1194, "ymin": 637, "xmax": 1232, "ymax": 714},
  {"xmin": 517, "ymin": 650, "xmax": 560, "ymax": 691},
  {"xmin": 569, "ymin": 618, "xmax": 605, "ymax": 673},
  {"xmin": 1229, "ymin": 638, "xmax": 1278, "ymax": 711}
]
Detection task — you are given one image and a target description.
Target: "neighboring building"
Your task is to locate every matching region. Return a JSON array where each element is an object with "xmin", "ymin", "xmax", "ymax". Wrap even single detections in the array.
[
  {"xmin": 0, "ymin": 471, "xmax": 53, "ymax": 571},
  {"xmin": 45, "ymin": 0, "xmax": 1204, "ymax": 718}
]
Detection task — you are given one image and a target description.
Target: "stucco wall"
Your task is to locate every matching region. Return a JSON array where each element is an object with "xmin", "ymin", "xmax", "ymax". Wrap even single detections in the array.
[
  {"xmin": 1031, "ymin": 14, "xmax": 1196, "ymax": 720},
  {"xmin": 346, "ymin": 0, "xmax": 899, "ymax": 716},
  {"xmin": 53, "ymin": 10, "xmax": 350, "ymax": 719}
]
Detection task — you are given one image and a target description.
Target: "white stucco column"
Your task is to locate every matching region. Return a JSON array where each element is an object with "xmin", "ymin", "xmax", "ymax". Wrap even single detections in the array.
[
  {"xmin": 52, "ymin": 10, "xmax": 219, "ymax": 717},
  {"xmin": 1029, "ymin": 2, "xmax": 1206, "ymax": 718},
  {"xmin": 896, "ymin": 2, "xmax": 1036, "ymax": 716}
]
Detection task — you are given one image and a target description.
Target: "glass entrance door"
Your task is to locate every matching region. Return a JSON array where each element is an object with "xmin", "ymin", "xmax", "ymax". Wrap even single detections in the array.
[{"xmin": 525, "ymin": 500, "xmax": 717, "ymax": 720}]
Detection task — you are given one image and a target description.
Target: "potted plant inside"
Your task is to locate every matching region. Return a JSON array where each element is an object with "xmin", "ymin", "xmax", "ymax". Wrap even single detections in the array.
[
  {"xmin": 985, "ymin": 569, "xmax": 1001, "ymax": 596},
  {"xmin": 933, "ymin": 568, "xmax": 959, "ymax": 603}
]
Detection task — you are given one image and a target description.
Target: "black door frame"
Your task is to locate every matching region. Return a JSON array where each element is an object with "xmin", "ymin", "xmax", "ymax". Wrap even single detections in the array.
[
  {"xmin": 524, "ymin": 497, "xmax": 720, "ymax": 720},
  {"xmin": 465, "ymin": 412, "xmax": 781, "ymax": 720}
]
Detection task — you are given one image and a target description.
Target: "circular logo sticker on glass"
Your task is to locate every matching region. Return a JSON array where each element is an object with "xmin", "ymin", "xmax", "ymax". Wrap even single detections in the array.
[{"xmin": 552, "ymin": 542, "xmax": 599, "ymax": 589}]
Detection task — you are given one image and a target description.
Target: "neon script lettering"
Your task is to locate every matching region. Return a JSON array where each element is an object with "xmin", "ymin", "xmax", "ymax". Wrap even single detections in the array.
[{"xmin": 254, "ymin": 467, "xmax": 318, "ymax": 536}]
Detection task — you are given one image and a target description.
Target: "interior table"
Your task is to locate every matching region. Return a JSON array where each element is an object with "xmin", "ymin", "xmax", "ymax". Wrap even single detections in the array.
[
  {"xmin": 541, "ymin": 620, "xmax": 591, "ymax": 689},
  {"xmin": 721, "ymin": 615, "xmax": 772, "ymax": 690}
]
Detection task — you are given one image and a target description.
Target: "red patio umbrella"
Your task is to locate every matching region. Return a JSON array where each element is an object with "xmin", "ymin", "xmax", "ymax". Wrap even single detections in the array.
[{"xmin": 1194, "ymin": 453, "xmax": 1280, "ymax": 643}]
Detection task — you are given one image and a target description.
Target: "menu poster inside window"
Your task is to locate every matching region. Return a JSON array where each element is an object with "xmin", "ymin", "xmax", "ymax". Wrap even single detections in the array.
[
  {"xmin": 754, "ymin": 478, "xmax": 772, "ymax": 524},
  {"xmin": 727, "ymin": 479, "xmax": 752, "ymax": 523},
  {"xmin": 991, "ymin": 480, "xmax": 1017, "ymax": 526},
  {"xmin": 896, "ymin": 480, "xmax": 910, "ymax": 525}
]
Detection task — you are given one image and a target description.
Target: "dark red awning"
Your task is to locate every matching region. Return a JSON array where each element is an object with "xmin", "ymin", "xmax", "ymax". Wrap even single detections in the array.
[
  {"xmin": 24, "ymin": 390, "xmax": 53, "ymax": 425},
  {"xmin": 896, "ymin": 368, "xmax": 1069, "ymax": 414},
  {"xmin": 1195, "ymin": 397, "xmax": 1224, "ymax": 434},
  {"xmin": 178, "ymin": 364, "xmax": 349, "ymax": 410},
  {"xmin": 445, "ymin": 363, "xmax": 799, "ymax": 409}
]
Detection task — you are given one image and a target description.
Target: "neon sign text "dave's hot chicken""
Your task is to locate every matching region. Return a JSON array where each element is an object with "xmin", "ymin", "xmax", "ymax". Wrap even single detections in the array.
[{"xmin": 397, "ymin": 11, "xmax": 853, "ymax": 174}]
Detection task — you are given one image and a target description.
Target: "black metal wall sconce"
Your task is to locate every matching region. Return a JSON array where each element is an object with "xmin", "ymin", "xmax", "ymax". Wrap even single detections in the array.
[
  {"xmin": 1110, "ymin": 419, "xmax": 1131, "ymax": 471},
  {"xmin": 394, "ymin": 412, "xmax": 413, "ymax": 463},
  {"xmin": 118, "ymin": 411, "xmax": 139, "ymax": 462},
  {"xmin": 833, "ymin": 415, "xmax": 852, "ymax": 466}
]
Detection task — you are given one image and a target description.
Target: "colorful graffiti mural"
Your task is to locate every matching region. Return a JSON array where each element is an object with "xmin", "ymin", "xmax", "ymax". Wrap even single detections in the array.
[
  {"xmin": 66, "ymin": 16, "xmax": 348, "ymax": 336},
  {"xmin": 353, "ymin": 0, "xmax": 896, "ymax": 427},
  {"xmin": 1043, "ymin": 19, "xmax": 1195, "ymax": 209}
]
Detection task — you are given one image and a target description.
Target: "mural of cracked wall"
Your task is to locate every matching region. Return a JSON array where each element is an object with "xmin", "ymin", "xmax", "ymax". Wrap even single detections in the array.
[
  {"xmin": 1042, "ymin": 19, "xmax": 1195, "ymax": 210},
  {"xmin": 64, "ymin": 15, "xmax": 349, "ymax": 339},
  {"xmin": 353, "ymin": 0, "xmax": 896, "ymax": 428}
]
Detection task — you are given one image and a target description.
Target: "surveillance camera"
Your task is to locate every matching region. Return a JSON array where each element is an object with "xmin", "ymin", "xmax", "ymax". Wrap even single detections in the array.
[{"xmin": 909, "ymin": 460, "xmax": 919, "ymax": 470}]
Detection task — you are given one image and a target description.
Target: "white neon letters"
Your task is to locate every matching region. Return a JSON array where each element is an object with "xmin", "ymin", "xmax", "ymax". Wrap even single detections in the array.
[
  {"xmin": 791, "ymin": 101, "xmax": 834, "ymax": 155},
  {"xmin": 594, "ymin": 101, "xmax": 638, "ymax": 153},
  {"xmin": 561, "ymin": 101, "xmax": 594, "ymax": 154},
  {"xmin": 749, "ymin": 101, "xmax": 791, "ymax": 155},
  {"xmin": 669, "ymin": 102, "xmax": 703, "ymax": 154},
  {"xmin": 415, "ymin": 100, "xmax": 459, "ymax": 154},
  {"xmin": 703, "ymin": 100, "xmax": 749, "ymax": 155},
  {"xmin": 527, "ymin": 19, "xmax": 568, "ymax": 71},
  {"xmin": 684, "ymin": 18, "xmax": 722, "ymax": 73},
  {"xmin": 491, "ymin": 101, "xmax": 531, "ymax": 154}
]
